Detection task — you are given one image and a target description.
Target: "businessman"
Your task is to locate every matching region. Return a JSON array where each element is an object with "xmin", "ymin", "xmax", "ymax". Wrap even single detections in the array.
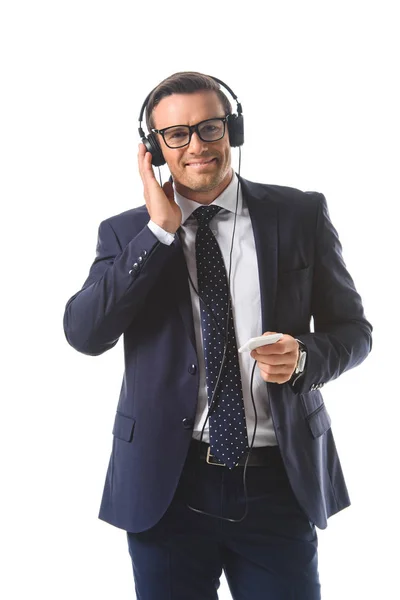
[{"xmin": 63, "ymin": 71, "xmax": 372, "ymax": 599}]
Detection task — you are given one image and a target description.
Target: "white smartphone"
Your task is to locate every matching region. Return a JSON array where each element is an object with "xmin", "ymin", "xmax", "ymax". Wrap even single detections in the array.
[{"xmin": 238, "ymin": 333, "xmax": 283, "ymax": 353}]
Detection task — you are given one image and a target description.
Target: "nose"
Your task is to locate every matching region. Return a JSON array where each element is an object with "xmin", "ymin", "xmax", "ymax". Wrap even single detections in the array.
[{"xmin": 187, "ymin": 131, "xmax": 208, "ymax": 154}]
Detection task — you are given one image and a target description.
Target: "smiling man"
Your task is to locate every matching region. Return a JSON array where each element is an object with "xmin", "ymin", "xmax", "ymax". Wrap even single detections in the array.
[
  {"xmin": 63, "ymin": 71, "xmax": 372, "ymax": 599},
  {"xmin": 151, "ymin": 90, "xmax": 232, "ymax": 200}
]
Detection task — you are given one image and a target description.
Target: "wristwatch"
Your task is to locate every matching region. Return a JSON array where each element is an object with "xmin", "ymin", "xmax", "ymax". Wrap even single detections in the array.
[{"xmin": 294, "ymin": 339, "xmax": 307, "ymax": 375}]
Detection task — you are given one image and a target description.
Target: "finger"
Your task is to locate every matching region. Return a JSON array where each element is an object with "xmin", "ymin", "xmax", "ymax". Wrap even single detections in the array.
[
  {"xmin": 162, "ymin": 180, "xmax": 174, "ymax": 202},
  {"xmin": 254, "ymin": 338, "xmax": 296, "ymax": 355},
  {"xmin": 138, "ymin": 143, "xmax": 154, "ymax": 175},
  {"xmin": 260, "ymin": 371, "xmax": 292, "ymax": 384},
  {"xmin": 138, "ymin": 142, "xmax": 147, "ymax": 164},
  {"xmin": 142, "ymin": 148, "xmax": 156, "ymax": 176},
  {"xmin": 252, "ymin": 343, "xmax": 289, "ymax": 356},
  {"xmin": 258, "ymin": 363, "xmax": 293, "ymax": 376},
  {"xmin": 139, "ymin": 150, "xmax": 159, "ymax": 190},
  {"xmin": 137, "ymin": 143, "xmax": 147, "ymax": 180},
  {"xmin": 258, "ymin": 364, "xmax": 294, "ymax": 383},
  {"xmin": 251, "ymin": 352, "xmax": 292, "ymax": 366}
]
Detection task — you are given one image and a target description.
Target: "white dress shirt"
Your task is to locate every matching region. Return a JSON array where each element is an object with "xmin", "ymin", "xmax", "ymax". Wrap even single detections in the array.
[{"xmin": 147, "ymin": 170, "xmax": 277, "ymax": 447}]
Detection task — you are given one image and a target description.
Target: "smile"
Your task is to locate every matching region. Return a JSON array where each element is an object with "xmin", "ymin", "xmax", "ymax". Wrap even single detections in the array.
[{"xmin": 186, "ymin": 158, "xmax": 217, "ymax": 168}]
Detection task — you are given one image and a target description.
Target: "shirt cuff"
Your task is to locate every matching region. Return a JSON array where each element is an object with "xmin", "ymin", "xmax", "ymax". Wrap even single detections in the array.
[{"xmin": 147, "ymin": 220, "xmax": 176, "ymax": 245}]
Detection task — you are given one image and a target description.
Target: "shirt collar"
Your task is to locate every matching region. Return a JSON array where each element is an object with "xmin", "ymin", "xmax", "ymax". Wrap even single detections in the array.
[{"xmin": 172, "ymin": 169, "xmax": 243, "ymax": 225}]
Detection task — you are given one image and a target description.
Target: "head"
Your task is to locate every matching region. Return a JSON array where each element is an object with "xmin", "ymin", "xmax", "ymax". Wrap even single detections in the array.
[{"xmin": 146, "ymin": 72, "xmax": 234, "ymax": 203}]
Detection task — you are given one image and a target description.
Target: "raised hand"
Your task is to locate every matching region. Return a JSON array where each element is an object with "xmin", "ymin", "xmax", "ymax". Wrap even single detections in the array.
[{"xmin": 138, "ymin": 143, "xmax": 182, "ymax": 234}]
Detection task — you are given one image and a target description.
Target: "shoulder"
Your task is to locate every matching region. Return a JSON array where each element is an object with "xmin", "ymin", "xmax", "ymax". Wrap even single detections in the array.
[
  {"xmin": 239, "ymin": 175, "xmax": 324, "ymax": 207},
  {"xmin": 238, "ymin": 175, "xmax": 325, "ymax": 222}
]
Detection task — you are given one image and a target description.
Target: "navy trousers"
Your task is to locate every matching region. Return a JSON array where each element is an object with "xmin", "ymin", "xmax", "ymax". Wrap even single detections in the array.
[{"xmin": 127, "ymin": 440, "xmax": 321, "ymax": 599}]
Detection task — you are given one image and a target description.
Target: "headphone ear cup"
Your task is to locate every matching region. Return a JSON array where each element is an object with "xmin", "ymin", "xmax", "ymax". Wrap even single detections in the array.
[
  {"xmin": 142, "ymin": 133, "xmax": 166, "ymax": 167},
  {"xmin": 227, "ymin": 114, "xmax": 244, "ymax": 147}
]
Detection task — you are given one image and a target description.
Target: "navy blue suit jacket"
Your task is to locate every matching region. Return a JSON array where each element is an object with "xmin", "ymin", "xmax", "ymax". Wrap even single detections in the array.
[{"xmin": 63, "ymin": 175, "xmax": 372, "ymax": 532}]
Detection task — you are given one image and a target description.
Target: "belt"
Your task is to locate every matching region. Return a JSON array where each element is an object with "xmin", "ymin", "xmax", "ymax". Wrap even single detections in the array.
[{"xmin": 189, "ymin": 439, "xmax": 281, "ymax": 468}]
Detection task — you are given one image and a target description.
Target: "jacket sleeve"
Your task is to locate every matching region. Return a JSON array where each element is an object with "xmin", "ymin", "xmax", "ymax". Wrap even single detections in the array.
[
  {"xmin": 63, "ymin": 219, "xmax": 177, "ymax": 356},
  {"xmin": 293, "ymin": 192, "xmax": 372, "ymax": 394}
]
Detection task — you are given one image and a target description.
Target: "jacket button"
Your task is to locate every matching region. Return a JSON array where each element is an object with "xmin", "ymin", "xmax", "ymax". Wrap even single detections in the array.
[
  {"xmin": 182, "ymin": 417, "xmax": 194, "ymax": 429},
  {"xmin": 188, "ymin": 364, "xmax": 197, "ymax": 375},
  {"xmin": 129, "ymin": 263, "xmax": 139, "ymax": 275}
]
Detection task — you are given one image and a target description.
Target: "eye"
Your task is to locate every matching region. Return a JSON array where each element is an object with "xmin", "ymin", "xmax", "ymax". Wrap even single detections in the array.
[{"xmin": 203, "ymin": 125, "xmax": 217, "ymax": 132}]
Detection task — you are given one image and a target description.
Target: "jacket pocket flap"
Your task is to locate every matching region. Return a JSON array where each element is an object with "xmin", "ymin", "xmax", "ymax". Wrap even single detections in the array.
[
  {"xmin": 112, "ymin": 412, "xmax": 136, "ymax": 442},
  {"xmin": 306, "ymin": 404, "xmax": 331, "ymax": 439}
]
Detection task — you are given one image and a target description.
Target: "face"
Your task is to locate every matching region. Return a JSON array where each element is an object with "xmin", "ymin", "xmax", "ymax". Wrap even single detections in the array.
[{"xmin": 152, "ymin": 90, "xmax": 232, "ymax": 203}]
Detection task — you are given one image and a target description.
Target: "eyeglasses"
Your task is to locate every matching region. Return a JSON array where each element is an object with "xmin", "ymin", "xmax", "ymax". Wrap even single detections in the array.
[{"xmin": 152, "ymin": 117, "xmax": 228, "ymax": 149}]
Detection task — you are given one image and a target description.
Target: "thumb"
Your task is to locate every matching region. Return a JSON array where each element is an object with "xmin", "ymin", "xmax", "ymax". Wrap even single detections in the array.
[{"xmin": 162, "ymin": 180, "xmax": 174, "ymax": 202}]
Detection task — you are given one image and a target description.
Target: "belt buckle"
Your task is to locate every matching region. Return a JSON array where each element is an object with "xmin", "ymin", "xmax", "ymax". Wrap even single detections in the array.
[{"xmin": 206, "ymin": 446, "xmax": 225, "ymax": 466}]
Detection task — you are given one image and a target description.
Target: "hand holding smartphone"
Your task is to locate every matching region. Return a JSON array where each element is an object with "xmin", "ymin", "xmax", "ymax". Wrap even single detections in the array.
[{"xmin": 238, "ymin": 333, "xmax": 283, "ymax": 353}]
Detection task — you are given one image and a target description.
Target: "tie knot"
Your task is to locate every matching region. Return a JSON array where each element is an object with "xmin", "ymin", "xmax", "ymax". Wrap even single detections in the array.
[{"xmin": 192, "ymin": 205, "xmax": 222, "ymax": 227}]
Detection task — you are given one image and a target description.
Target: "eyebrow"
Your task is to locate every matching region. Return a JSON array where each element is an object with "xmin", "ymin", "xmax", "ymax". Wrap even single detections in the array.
[{"xmin": 153, "ymin": 116, "xmax": 226, "ymax": 132}]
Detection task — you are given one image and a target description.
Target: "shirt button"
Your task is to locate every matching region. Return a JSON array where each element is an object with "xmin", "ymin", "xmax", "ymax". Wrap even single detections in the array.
[{"xmin": 188, "ymin": 364, "xmax": 197, "ymax": 375}]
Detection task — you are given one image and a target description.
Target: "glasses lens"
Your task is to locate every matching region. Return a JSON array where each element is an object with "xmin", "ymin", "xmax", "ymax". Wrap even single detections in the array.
[
  {"xmin": 164, "ymin": 126, "xmax": 190, "ymax": 148},
  {"xmin": 198, "ymin": 119, "xmax": 225, "ymax": 141}
]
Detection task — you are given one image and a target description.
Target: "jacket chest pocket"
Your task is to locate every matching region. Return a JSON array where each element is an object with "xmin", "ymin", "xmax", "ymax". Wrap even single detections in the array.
[{"xmin": 278, "ymin": 264, "xmax": 312, "ymax": 290}]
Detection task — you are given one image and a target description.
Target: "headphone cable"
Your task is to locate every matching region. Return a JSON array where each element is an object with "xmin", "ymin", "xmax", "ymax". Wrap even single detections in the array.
[{"xmin": 184, "ymin": 147, "xmax": 259, "ymax": 523}]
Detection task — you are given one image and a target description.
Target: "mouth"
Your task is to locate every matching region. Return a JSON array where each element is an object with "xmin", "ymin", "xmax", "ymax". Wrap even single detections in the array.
[{"xmin": 185, "ymin": 157, "xmax": 217, "ymax": 169}]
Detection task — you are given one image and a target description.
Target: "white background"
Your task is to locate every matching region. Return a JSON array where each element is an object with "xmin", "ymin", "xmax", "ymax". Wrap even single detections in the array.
[{"xmin": 1, "ymin": 1, "xmax": 398, "ymax": 598}]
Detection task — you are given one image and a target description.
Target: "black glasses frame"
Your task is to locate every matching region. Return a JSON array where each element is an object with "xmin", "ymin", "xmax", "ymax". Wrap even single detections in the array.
[{"xmin": 151, "ymin": 116, "xmax": 228, "ymax": 149}]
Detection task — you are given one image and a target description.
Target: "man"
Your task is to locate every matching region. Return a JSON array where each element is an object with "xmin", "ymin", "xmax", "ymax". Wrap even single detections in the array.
[{"xmin": 63, "ymin": 71, "xmax": 372, "ymax": 599}]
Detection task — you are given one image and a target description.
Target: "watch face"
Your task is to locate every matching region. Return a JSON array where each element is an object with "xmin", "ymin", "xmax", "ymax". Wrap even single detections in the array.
[
  {"xmin": 298, "ymin": 350, "xmax": 306, "ymax": 372},
  {"xmin": 294, "ymin": 340, "xmax": 307, "ymax": 374}
]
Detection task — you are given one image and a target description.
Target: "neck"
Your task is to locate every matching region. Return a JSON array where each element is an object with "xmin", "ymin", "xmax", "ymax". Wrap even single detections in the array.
[{"xmin": 174, "ymin": 168, "xmax": 233, "ymax": 205}]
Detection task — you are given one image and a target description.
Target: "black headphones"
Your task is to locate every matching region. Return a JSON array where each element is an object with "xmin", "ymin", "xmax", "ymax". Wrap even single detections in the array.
[{"xmin": 137, "ymin": 75, "xmax": 244, "ymax": 166}]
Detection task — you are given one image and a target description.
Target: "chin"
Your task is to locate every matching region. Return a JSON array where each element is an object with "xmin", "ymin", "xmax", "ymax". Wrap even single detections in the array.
[
  {"xmin": 186, "ymin": 175, "xmax": 223, "ymax": 192},
  {"xmin": 186, "ymin": 167, "xmax": 229, "ymax": 190},
  {"xmin": 172, "ymin": 164, "xmax": 231, "ymax": 194}
]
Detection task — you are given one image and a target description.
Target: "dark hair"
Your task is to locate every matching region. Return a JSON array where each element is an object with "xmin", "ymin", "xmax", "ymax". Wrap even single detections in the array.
[{"xmin": 145, "ymin": 71, "xmax": 232, "ymax": 131}]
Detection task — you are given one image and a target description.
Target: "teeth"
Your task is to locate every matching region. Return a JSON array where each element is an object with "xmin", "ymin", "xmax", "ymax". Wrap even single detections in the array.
[{"xmin": 188, "ymin": 159, "xmax": 214, "ymax": 166}]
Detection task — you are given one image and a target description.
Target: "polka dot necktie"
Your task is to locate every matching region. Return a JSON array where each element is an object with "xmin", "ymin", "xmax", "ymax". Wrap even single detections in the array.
[{"xmin": 193, "ymin": 205, "xmax": 249, "ymax": 469}]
